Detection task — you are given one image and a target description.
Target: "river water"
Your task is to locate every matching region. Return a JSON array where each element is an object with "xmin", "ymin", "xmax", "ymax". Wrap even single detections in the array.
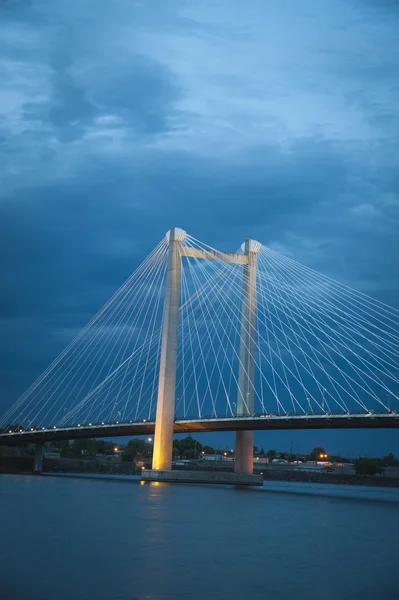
[{"xmin": 1, "ymin": 474, "xmax": 398, "ymax": 600}]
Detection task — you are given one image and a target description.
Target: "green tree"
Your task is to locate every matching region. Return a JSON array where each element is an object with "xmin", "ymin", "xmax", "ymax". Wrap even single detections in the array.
[
  {"xmin": 266, "ymin": 449, "xmax": 277, "ymax": 460},
  {"xmin": 202, "ymin": 445, "xmax": 215, "ymax": 454},
  {"xmin": 173, "ymin": 436, "xmax": 202, "ymax": 458},
  {"xmin": 70, "ymin": 438, "xmax": 117, "ymax": 458},
  {"xmin": 70, "ymin": 439, "xmax": 96, "ymax": 458},
  {"xmin": 355, "ymin": 458, "xmax": 383, "ymax": 476},
  {"xmin": 52, "ymin": 440, "xmax": 71, "ymax": 457},
  {"xmin": 381, "ymin": 453, "xmax": 399, "ymax": 467},
  {"xmin": 308, "ymin": 447, "xmax": 327, "ymax": 461},
  {"xmin": 122, "ymin": 439, "xmax": 148, "ymax": 461}
]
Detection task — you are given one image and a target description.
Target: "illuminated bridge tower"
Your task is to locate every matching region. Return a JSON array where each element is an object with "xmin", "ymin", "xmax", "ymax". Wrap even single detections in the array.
[
  {"xmin": 152, "ymin": 227, "xmax": 184, "ymax": 471},
  {"xmin": 235, "ymin": 239, "xmax": 260, "ymax": 474},
  {"xmin": 151, "ymin": 228, "xmax": 260, "ymax": 475}
]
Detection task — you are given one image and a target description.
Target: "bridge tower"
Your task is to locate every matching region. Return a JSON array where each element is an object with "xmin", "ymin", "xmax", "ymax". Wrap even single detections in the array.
[
  {"xmin": 152, "ymin": 227, "xmax": 184, "ymax": 470},
  {"xmin": 235, "ymin": 239, "xmax": 260, "ymax": 474},
  {"xmin": 151, "ymin": 228, "xmax": 260, "ymax": 475}
]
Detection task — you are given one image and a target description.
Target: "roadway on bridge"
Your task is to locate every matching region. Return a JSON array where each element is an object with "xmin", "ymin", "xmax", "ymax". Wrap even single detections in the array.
[{"xmin": 1, "ymin": 413, "xmax": 398, "ymax": 446}]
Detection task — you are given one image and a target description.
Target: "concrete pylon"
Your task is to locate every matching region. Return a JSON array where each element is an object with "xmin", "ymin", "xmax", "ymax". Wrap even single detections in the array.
[
  {"xmin": 33, "ymin": 443, "xmax": 44, "ymax": 474},
  {"xmin": 152, "ymin": 228, "xmax": 184, "ymax": 470},
  {"xmin": 235, "ymin": 239, "xmax": 260, "ymax": 474}
]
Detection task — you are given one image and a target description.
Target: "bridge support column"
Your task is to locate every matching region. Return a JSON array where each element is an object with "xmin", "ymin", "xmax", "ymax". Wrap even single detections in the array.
[
  {"xmin": 152, "ymin": 228, "xmax": 183, "ymax": 471},
  {"xmin": 235, "ymin": 239, "xmax": 259, "ymax": 474},
  {"xmin": 33, "ymin": 443, "xmax": 44, "ymax": 474}
]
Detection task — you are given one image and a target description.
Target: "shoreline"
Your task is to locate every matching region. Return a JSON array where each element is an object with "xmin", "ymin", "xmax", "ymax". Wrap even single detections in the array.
[
  {"xmin": 2, "ymin": 471, "xmax": 399, "ymax": 503},
  {"xmin": 2, "ymin": 465, "xmax": 399, "ymax": 490}
]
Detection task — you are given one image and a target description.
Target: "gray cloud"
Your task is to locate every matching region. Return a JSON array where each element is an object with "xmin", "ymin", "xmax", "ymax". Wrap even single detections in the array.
[{"xmin": 1, "ymin": 0, "xmax": 398, "ymax": 453}]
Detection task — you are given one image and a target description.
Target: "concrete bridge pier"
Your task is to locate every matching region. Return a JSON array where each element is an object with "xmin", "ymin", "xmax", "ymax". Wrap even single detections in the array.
[
  {"xmin": 33, "ymin": 443, "xmax": 44, "ymax": 474},
  {"xmin": 235, "ymin": 430, "xmax": 254, "ymax": 474}
]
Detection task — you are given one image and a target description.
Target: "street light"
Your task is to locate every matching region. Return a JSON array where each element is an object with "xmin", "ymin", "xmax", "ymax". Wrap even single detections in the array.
[{"xmin": 147, "ymin": 438, "xmax": 153, "ymax": 459}]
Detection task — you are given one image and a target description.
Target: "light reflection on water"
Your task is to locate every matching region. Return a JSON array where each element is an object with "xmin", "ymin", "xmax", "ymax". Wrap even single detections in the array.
[{"xmin": 0, "ymin": 474, "xmax": 398, "ymax": 600}]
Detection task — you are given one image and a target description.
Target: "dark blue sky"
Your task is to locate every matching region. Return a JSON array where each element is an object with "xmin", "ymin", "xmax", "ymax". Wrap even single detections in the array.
[{"xmin": 1, "ymin": 0, "xmax": 398, "ymax": 456}]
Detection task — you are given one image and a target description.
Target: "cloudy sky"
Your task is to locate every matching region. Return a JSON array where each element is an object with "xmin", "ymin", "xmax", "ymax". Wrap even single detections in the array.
[{"xmin": 1, "ymin": 0, "xmax": 398, "ymax": 454}]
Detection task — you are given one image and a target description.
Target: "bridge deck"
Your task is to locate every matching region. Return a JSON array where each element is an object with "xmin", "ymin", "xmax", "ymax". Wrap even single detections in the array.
[{"xmin": 1, "ymin": 413, "xmax": 398, "ymax": 446}]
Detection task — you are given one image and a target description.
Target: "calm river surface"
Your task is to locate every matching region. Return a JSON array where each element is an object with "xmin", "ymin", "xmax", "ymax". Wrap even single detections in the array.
[{"xmin": 1, "ymin": 474, "xmax": 398, "ymax": 600}]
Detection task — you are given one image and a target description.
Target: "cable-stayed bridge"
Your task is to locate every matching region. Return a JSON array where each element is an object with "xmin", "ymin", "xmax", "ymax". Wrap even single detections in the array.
[{"xmin": 1, "ymin": 228, "xmax": 398, "ymax": 476}]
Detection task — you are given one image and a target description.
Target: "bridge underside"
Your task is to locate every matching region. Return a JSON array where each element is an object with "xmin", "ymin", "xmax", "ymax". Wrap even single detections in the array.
[{"xmin": 1, "ymin": 414, "xmax": 398, "ymax": 446}]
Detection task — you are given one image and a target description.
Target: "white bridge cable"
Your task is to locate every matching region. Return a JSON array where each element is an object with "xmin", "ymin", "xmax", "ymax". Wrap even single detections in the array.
[
  {"xmin": 258, "ymin": 252, "xmax": 350, "ymax": 413},
  {"xmin": 129, "ymin": 247, "xmax": 243, "ymax": 421},
  {"xmin": 255, "ymin": 252, "xmax": 317, "ymax": 413},
  {"xmin": 59, "ymin": 321, "xmax": 165, "ymax": 426},
  {"xmin": 55, "ymin": 243, "xmax": 168, "ymax": 426},
  {"xmin": 63, "ymin": 331, "xmax": 161, "ymax": 421},
  {"xmin": 185, "ymin": 236, "xmax": 327, "ymax": 412},
  {"xmin": 130, "ymin": 257, "xmax": 167, "ymax": 422},
  {"xmin": 37, "ymin": 243, "xmax": 168, "ymax": 427},
  {"xmin": 248, "ymin": 252, "xmax": 300, "ymax": 415},
  {"xmin": 219, "ymin": 249, "xmax": 398, "ymax": 412},
  {"xmin": 225, "ymin": 262, "xmax": 387, "ymax": 412},
  {"xmin": 262, "ymin": 246, "xmax": 399, "ymax": 346},
  {"xmin": 258, "ymin": 249, "xmax": 399, "ymax": 378},
  {"xmin": 254, "ymin": 256, "xmax": 398, "ymax": 408},
  {"xmin": 93, "ymin": 246, "xmax": 167, "ymax": 423},
  {"xmin": 180, "ymin": 240, "xmax": 252, "ymax": 416},
  {"xmin": 259, "ymin": 248, "xmax": 399, "ymax": 365},
  {"xmin": 183, "ymin": 255, "xmax": 247, "ymax": 418},
  {"xmin": 178, "ymin": 257, "xmax": 239, "ymax": 417},
  {"xmin": 181, "ymin": 252, "xmax": 244, "ymax": 417},
  {"xmin": 185, "ymin": 247, "xmax": 325, "ymax": 415},
  {"xmin": 103, "ymin": 252, "xmax": 241, "ymax": 420},
  {"xmin": 85, "ymin": 243, "xmax": 168, "ymax": 420},
  {"xmin": 73, "ymin": 243, "xmax": 240, "ymax": 424},
  {"xmin": 61, "ymin": 252, "xmax": 168, "ymax": 426},
  {"xmin": 1, "ymin": 239, "xmax": 167, "ymax": 426},
  {"xmin": 76, "ymin": 251, "xmax": 167, "ymax": 425},
  {"xmin": 1, "ymin": 239, "xmax": 169, "ymax": 429},
  {"xmin": 183, "ymin": 235, "xmax": 293, "ymax": 414},
  {"xmin": 0, "ymin": 239, "xmax": 168, "ymax": 429},
  {"xmin": 262, "ymin": 245, "xmax": 399, "ymax": 322},
  {"xmin": 2, "ymin": 230, "xmax": 399, "ymax": 433},
  {"xmin": 258, "ymin": 252, "xmax": 399, "ymax": 406},
  {"xmin": 128, "ymin": 250, "xmax": 169, "ymax": 422},
  {"xmin": 188, "ymin": 237, "xmax": 396, "ymax": 414},
  {"xmin": 175, "ymin": 258, "xmax": 242, "ymax": 417},
  {"xmin": 171, "ymin": 246, "xmax": 242, "ymax": 417},
  {"xmin": 185, "ymin": 236, "xmax": 315, "ymax": 414}
]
